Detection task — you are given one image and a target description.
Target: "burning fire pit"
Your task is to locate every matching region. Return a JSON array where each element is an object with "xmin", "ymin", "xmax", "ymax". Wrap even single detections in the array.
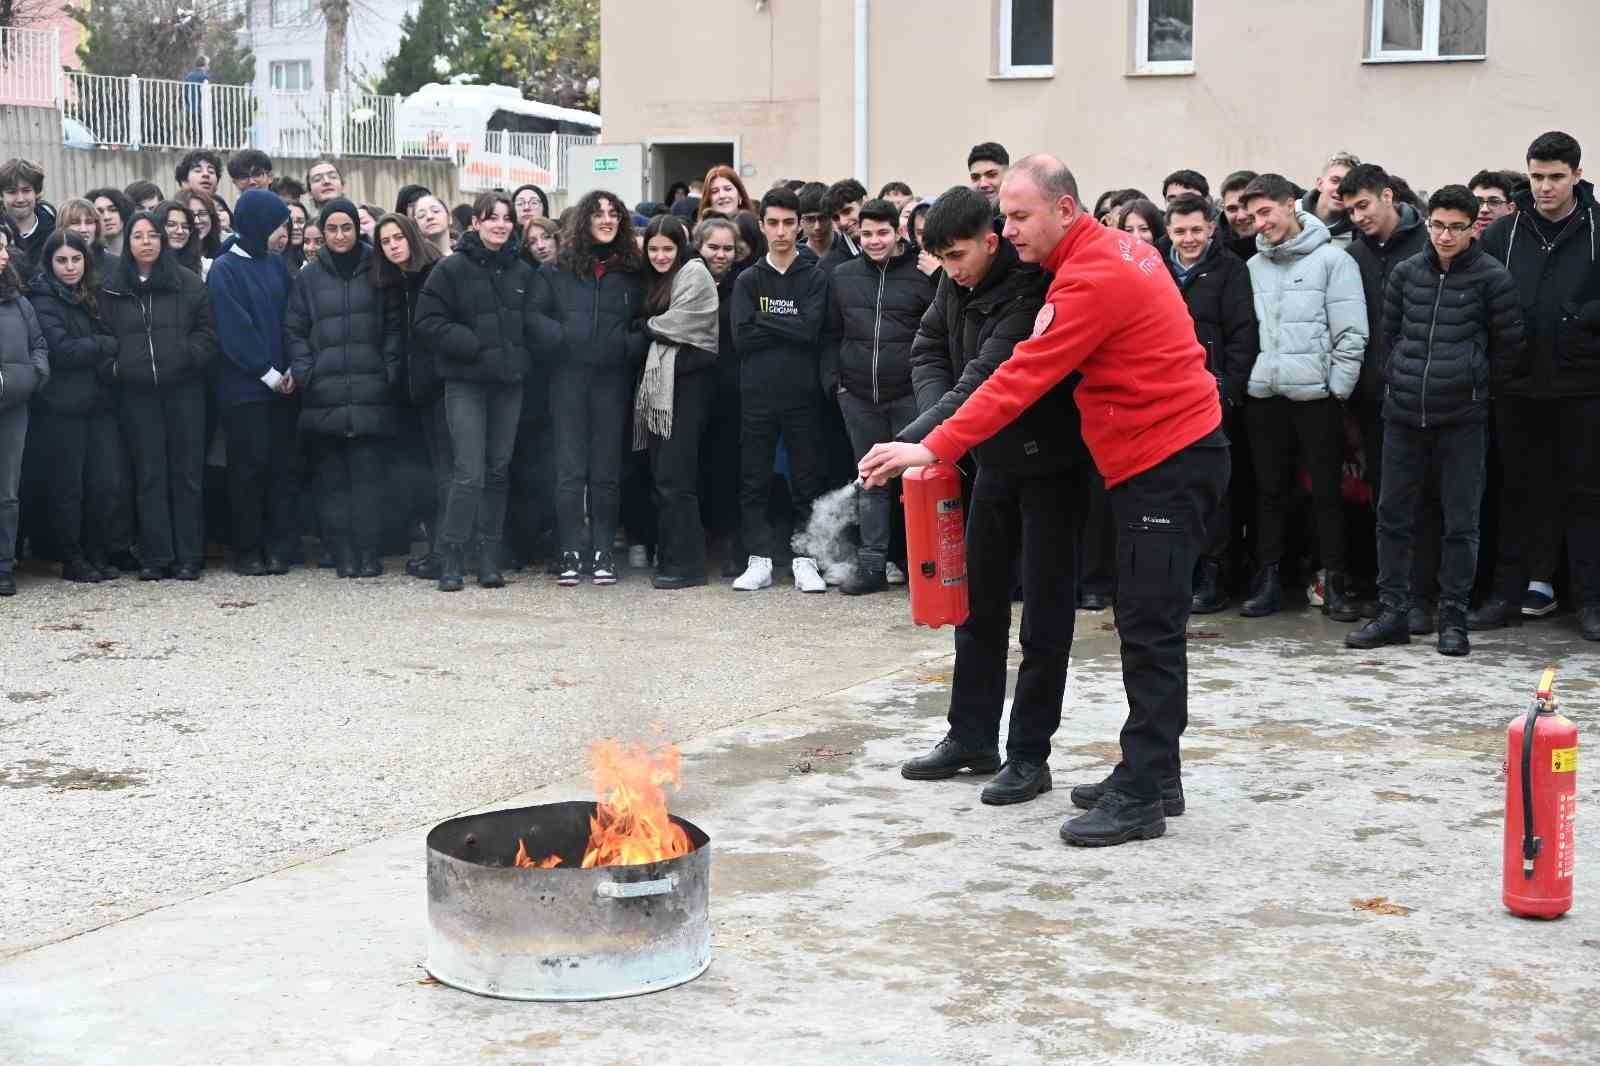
[{"xmin": 425, "ymin": 742, "xmax": 712, "ymax": 1001}]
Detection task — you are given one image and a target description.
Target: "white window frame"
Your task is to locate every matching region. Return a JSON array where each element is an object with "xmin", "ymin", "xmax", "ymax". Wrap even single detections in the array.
[
  {"xmin": 995, "ymin": 0, "xmax": 1054, "ymax": 80},
  {"xmin": 1366, "ymin": 0, "xmax": 1487, "ymax": 63},
  {"xmin": 1133, "ymin": 0, "xmax": 1195, "ymax": 76},
  {"xmin": 270, "ymin": 60, "xmax": 313, "ymax": 92},
  {"xmin": 270, "ymin": 0, "xmax": 310, "ymax": 27}
]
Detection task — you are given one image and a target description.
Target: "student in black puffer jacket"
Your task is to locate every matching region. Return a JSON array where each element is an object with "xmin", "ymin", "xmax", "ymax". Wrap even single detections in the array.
[
  {"xmin": 286, "ymin": 199, "xmax": 404, "ymax": 578},
  {"xmin": 414, "ymin": 192, "xmax": 559, "ymax": 591},
  {"xmin": 27, "ymin": 231, "xmax": 125, "ymax": 583},
  {"xmin": 540, "ymin": 190, "xmax": 648, "ymax": 585},
  {"xmin": 372, "ymin": 211, "xmax": 444, "ymax": 580},
  {"xmin": 100, "ymin": 210, "xmax": 217, "ymax": 581},
  {"xmin": 0, "ymin": 220, "xmax": 48, "ymax": 597},
  {"xmin": 1346, "ymin": 185, "xmax": 1526, "ymax": 655}
]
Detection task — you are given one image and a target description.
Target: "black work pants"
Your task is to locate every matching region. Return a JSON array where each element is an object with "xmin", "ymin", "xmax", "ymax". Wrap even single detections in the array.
[
  {"xmin": 948, "ymin": 464, "xmax": 1086, "ymax": 764},
  {"xmin": 552, "ymin": 364, "xmax": 628, "ymax": 555},
  {"xmin": 1247, "ymin": 396, "xmax": 1347, "ymax": 573},
  {"xmin": 32, "ymin": 409, "xmax": 126, "ymax": 565},
  {"xmin": 312, "ymin": 435, "xmax": 387, "ymax": 554},
  {"xmin": 440, "ymin": 380, "xmax": 521, "ymax": 547},
  {"xmin": 1105, "ymin": 432, "xmax": 1229, "ymax": 801},
  {"xmin": 1376, "ymin": 420, "xmax": 1486, "ymax": 614},
  {"xmin": 1493, "ymin": 394, "xmax": 1600, "ymax": 606},
  {"xmin": 420, "ymin": 394, "xmax": 452, "ymax": 552},
  {"xmin": 647, "ymin": 368, "xmax": 716, "ymax": 577},
  {"xmin": 1081, "ymin": 473, "xmax": 1117, "ymax": 598},
  {"xmin": 509, "ymin": 372, "xmax": 555, "ymax": 561},
  {"xmin": 699, "ymin": 367, "xmax": 742, "ymax": 550},
  {"xmin": 119, "ymin": 380, "xmax": 206, "ymax": 569},
  {"xmin": 837, "ymin": 389, "xmax": 919, "ymax": 573},
  {"xmin": 221, "ymin": 398, "xmax": 301, "ymax": 560},
  {"xmin": 739, "ymin": 377, "xmax": 831, "ymax": 559}
]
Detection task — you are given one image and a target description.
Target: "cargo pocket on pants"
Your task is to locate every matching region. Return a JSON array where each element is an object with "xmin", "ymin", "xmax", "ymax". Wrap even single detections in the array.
[{"xmin": 1118, "ymin": 522, "xmax": 1182, "ymax": 601}]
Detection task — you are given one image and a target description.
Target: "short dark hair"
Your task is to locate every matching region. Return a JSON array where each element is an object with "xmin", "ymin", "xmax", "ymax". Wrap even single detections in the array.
[
  {"xmin": 395, "ymin": 183, "xmax": 431, "ymax": 216},
  {"xmin": 269, "ymin": 175, "xmax": 305, "ymax": 202},
  {"xmin": 967, "ymin": 142, "xmax": 1009, "ymax": 170},
  {"xmin": 920, "ymin": 185, "xmax": 993, "ymax": 255},
  {"xmin": 0, "ymin": 157, "xmax": 44, "ymax": 194},
  {"xmin": 878, "ymin": 180, "xmax": 912, "ymax": 198},
  {"xmin": 1162, "ymin": 169, "xmax": 1210, "ymax": 199},
  {"xmin": 1241, "ymin": 173, "xmax": 1298, "ymax": 206},
  {"xmin": 797, "ymin": 181, "xmax": 829, "ymax": 216},
  {"xmin": 226, "ymin": 149, "xmax": 273, "ymax": 182},
  {"xmin": 759, "ymin": 187, "xmax": 800, "ymax": 219},
  {"xmin": 306, "ymin": 159, "xmax": 340, "ymax": 184},
  {"xmin": 1219, "ymin": 170, "xmax": 1258, "ymax": 199},
  {"xmin": 858, "ymin": 198, "xmax": 899, "ymax": 228},
  {"xmin": 86, "ymin": 186, "xmax": 135, "ymax": 226},
  {"xmin": 1165, "ymin": 194, "xmax": 1214, "ymax": 224},
  {"xmin": 783, "ymin": 178, "xmax": 807, "ymax": 193},
  {"xmin": 1337, "ymin": 163, "xmax": 1393, "ymax": 201},
  {"xmin": 124, "ymin": 179, "xmax": 163, "ymax": 205},
  {"xmin": 1527, "ymin": 131, "xmax": 1581, "ymax": 170},
  {"xmin": 175, "ymin": 149, "xmax": 222, "ymax": 188},
  {"xmin": 1467, "ymin": 169, "xmax": 1520, "ymax": 200},
  {"xmin": 1109, "ymin": 188, "xmax": 1148, "ymax": 210},
  {"xmin": 1428, "ymin": 184, "xmax": 1480, "ymax": 219},
  {"xmin": 825, "ymin": 178, "xmax": 868, "ymax": 218}
]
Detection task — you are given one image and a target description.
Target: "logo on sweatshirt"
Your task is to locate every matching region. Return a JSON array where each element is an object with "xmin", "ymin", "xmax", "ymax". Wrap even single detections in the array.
[
  {"xmin": 759, "ymin": 295, "xmax": 799, "ymax": 316},
  {"xmin": 1031, "ymin": 303, "xmax": 1055, "ymax": 338}
]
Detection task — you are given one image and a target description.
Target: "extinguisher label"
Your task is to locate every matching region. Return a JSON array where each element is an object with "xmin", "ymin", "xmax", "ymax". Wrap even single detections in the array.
[
  {"xmin": 1552, "ymin": 747, "xmax": 1578, "ymax": 773},
  {"xmin": 1556, "ymin": 793, "xmax": 1576, "ymax": 879},
  {"xmin": 936, "ymin": 499, "xmax": 966, "ymax": 588}
]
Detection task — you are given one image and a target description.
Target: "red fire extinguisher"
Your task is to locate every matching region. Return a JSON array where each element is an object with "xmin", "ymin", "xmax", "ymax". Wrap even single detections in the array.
[
  {"xmin": 901, "ymin": 463, "xmax": 968, "ymax": 629},
  {"xmin": 1503, "ymin": 667, "xmax": 1578, "ymax": 919}
]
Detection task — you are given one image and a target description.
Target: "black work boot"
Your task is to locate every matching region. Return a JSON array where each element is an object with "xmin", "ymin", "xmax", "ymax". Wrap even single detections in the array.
[
  {"xmin": 842, "ymin": 568, "xmax": 888, "ymax": 596},
  {"xmin": 1407, "ymin": 604, "xmax": 1435, "ymax": 635},
  {"xmin": 900, "ymin": 735, "xmax": 1001, "ymax": 780},
  {"xmin": 980, "ymin": 761, "xmax": 1053, "ymax": 805},
  {"xmin": 1324, "ymin": 570, "xmax": 1361, "ymax": 622},
  {"xmin": 1437, "ymin": 606, "xmax": 1470, "ymax": 657},
  {"xmin": 1467, "ymin": 596, "xmax": 1522, "ymax": 630},
  {"xmin": 1071, "ymin": 772, "xmax": 1185, "ymax": 817},
  {"xmin": 1581, "ymin": 605, "xmax": 1600, "ymax": 642},
  {"xmin": 1345, "ymin": 608, "xmax": 1411, "ymax": 649},
  {"xmin": 356, "ymin": 551, "xmax": 383, "ymax": 578},
  {"xmin": 335, "ymin": 541, "xmax": 357, "ymax": 579},
  {"xmin": 406, "ymin": 552, "xmax": 441, "ymax": 580},
  {"xmin": 1240, "ymin": 564, "xmax": 1281, "ymax": 617},
  {"xmin": 1191, "ymin": 557, "xmax": 1225, "ymax": 614},
  {"xmin": 477, "ymin": 540, "xmax": 506, "ymax": 588},
  {"xmin": 438, "ymin": 543, "xmax": 465, "ymax": 592},
  {"xmin": 1059, "ymin": 789, "xmax": 1167, "ymax": 847}
]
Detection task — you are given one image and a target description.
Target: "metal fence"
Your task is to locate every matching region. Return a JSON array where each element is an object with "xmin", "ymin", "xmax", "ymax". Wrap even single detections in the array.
[{"xmin": 0, "ymin": 26, "xmax": 60, "ymax": 108}]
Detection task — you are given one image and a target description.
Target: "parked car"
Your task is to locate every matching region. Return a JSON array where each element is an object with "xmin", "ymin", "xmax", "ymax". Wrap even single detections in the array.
[{"xmin": 62, "ymin": 116, "xmax": 98, "ymax": 149}]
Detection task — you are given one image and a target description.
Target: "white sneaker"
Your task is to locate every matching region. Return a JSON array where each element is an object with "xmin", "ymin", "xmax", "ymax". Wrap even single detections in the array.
[
  {"xmin": 885, "ymin": 561, "xmax": 906, "ymax": 586},
  {"xmin": 732, "ymin": 556, "xmax": 773, "ymax": 591},
  {"xmin": 792, "ymin": 556, "xmax": 827, "ymax": 594},
  {"xmin": 628, "ymin": 544, "xmax": 650, "ymax": 569}
]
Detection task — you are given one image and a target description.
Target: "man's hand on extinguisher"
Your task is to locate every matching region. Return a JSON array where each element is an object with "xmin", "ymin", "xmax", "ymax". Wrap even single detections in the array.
[{"xmin": 858, "ymin": 441, "xmax": 936, "ymax": 489}]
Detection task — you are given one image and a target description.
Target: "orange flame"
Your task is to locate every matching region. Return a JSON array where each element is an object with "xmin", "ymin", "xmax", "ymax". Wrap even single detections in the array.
[
  {"xmin": 581, "ymin": 739, "xmax": 691, "ymax": 868},
  {"xmin": 513, "ymin": 839, "xmax": 563, "ymax": 868}
]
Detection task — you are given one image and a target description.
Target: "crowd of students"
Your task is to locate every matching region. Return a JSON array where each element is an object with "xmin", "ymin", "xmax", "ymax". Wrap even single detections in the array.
[{"xmin": 0, "ymin": 131, "xmax": 1595, "ymax": 655}]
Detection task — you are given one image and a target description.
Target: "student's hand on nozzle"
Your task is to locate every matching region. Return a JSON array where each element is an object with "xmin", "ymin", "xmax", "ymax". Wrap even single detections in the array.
[{"xmin": 858, "ymin": 441, "xmax": 935, "ymax": 489}]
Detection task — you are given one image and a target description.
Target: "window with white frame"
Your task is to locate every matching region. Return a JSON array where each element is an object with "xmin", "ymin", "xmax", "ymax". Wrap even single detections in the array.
[
  {"xmin": 270, "ymin": 0, "xmax": 310, "ymax": 26},
  {"xmin": 1134, "ymin": 0, "xmax": 1195, "ymax": 74},
  {"xmin": 1369, "ymin": 0, "xmax": 1486, "ymax": 61},
  {"xmin": 270, "ymin": 60, "xmax": 312, "ymax": 92},
  {"xmin": 997, "ymin": 0, "xmax": 1054, "ymax": 77}
]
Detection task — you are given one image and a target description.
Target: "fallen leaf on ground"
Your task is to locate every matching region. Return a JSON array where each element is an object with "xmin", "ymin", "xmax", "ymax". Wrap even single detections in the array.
[
  {"xmin": 416, "ymin": 974, "xmax": 442, "ymax": 986},
  {"xmin": 37, "ymin": 621, "xmax": 86, "ymax": 632},
  {"xmin": 218, "ymin": 600, "xmax": 257, "ymax": 609},
  {"xmin": 91, "ymin": 640, "xmax": 118, "ymax": 652},
  {"xmin": 1351, "ymin": 896, "xmax": 1412, "ymax": 916}
]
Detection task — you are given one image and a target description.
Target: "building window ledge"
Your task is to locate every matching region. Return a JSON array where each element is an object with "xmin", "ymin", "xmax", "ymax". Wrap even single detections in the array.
[
  {"xmin": 989, "ymin": 67, "xmax": 1055, "ymax": 81},
  {"xmin": 1126, "ymin": 62, "xmax": 1195, "ymax": 77},
  {"xmin": 1362, "ymin": 53, "xmax": 1486, "ymax": 65}
]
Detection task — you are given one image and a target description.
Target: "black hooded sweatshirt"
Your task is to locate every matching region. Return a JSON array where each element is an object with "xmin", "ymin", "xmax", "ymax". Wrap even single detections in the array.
[
  {"xmin": 1349, "ymin": 203, "xmax": 1429, "ymax": 399},
  {"xmin": 731, "ymin": 251, "xmax": 831, "ymax": 397}
]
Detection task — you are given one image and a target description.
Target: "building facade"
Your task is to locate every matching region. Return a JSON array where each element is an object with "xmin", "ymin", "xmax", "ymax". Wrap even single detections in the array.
[
  {"xmin": 599, "ymin": 0, "xmax": 1598, "ymax": 202},
  {"xmin": 243, "ymin": 0, "xmax": 417, "ymax": 97}
]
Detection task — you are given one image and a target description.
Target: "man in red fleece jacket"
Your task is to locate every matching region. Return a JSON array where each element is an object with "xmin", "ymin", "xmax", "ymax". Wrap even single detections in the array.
[{"xmin": 861, "ymin": 154, "xmax": 1230, "ymax": 847}]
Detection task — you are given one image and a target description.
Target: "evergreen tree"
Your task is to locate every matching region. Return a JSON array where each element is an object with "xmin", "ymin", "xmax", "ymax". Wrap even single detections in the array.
[
  {"xmin": 68, "ymin": 0, "xmax": 253, "ymax": 82},
  {"xmin": 377, "ymin": 0, "xmax": 493, "ymax": 97}
]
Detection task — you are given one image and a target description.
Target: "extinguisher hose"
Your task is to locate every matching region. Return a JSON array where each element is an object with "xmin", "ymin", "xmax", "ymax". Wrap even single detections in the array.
[{"xmin": 1520, "ymin": 700, "xmax": 1541, "ymax": 878}]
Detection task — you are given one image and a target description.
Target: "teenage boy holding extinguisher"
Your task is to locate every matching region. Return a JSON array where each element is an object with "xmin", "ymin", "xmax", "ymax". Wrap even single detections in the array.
[{"xmin": 891, "ymin": 185, "xmax": 1090, "ymax": 807}]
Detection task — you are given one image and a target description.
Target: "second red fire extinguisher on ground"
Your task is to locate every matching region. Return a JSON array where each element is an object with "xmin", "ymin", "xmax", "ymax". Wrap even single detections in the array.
[
  {"xmin": 901, "ymin": 463, "xmax": 968, "ymax": 629},
  {"xmin": 1504, "ymin": 667, "xmax": 1578, "ymax": 919}
]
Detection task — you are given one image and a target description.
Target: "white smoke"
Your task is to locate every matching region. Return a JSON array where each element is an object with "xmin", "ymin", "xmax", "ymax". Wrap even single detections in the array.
[{"xmin": 792, "ymin": 482, "xmax": 860, "ymax": 583}]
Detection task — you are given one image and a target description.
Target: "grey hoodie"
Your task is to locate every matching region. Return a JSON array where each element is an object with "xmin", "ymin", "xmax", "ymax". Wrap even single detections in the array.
[{"xmin": 1246, "ymin": 210, "xmax": 1368, "ymax": 403}]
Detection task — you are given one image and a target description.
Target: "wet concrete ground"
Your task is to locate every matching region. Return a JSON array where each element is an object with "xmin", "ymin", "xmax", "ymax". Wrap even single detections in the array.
[{"xmin": 2, "ymin": 572, "xmax": 1599, "ymax": 1064}]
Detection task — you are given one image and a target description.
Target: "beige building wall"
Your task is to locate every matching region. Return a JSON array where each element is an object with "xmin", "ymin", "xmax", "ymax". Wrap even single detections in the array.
[{"xmin": 601, "ymin": 0, "xmax": 1599, "ymax": 201}]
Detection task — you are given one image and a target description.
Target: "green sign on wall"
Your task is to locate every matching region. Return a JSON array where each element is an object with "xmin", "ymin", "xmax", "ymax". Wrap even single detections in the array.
[{"xmin": 593, "ymin": 157, "xmax": 620, "ymax": 172}]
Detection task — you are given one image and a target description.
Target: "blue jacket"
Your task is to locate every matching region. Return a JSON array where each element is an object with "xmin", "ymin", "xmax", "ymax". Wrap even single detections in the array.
[{"xmin": 207, "ymin": 190, "xmax": 293, "ymax": 408}]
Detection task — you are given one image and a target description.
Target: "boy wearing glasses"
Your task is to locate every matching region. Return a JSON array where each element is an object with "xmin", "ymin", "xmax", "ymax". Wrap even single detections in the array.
[
  {"xmin": 1468, "ymin": 169, "xmax": 1522, "ymax": 236},
  {"xmin": 1346, "ymin": 186, "xmax": 1524, "ymax": 656}
]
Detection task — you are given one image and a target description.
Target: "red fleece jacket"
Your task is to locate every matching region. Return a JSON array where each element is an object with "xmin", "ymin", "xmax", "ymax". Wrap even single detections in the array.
[{"xmin": 923, "ymin": 214, "xmax": 1221, "ymax": 487}]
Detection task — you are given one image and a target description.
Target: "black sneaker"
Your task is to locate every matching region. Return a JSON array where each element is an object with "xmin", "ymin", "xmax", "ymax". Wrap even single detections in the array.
[
  {"xmin": 557, "ymin": 551, "xmax": 582, "ymax": 587},
  {"xmin": 900, "ymin": 735, "xmax": 1001, "ymax": 780},
  {"xmin": 1521, "ymin": 588, "xmax": 1558, "ymax": 618},
  {"xmin": 1467, "ymin": 597, "xmax": 1521, "ymax": 630},
  {"xmin": 1071, "ymin": 773, "xmax": 1185, "ymax": 817},
  {"xmin": 980, "ymin": 761, "xmax": 1053, "ymax": 805},
  {"xmin": 62, "ymin": 559, "xmax": 104, "ymax": 583},
  {"xmin": 591, "ymin": 551, "xmax": 616, "ymax": 586},
  {"xmin": 841, "ymin": 569, "xmax": 887, "ymax": 596},
  {"xmin": 0, "ymin": 571, "xmax": 15, "ymax": 596},
  {"xmin": 1059, "ymin": 789, "xmax": 1167, "ymax": 847},
  {"xmin": 173, "ymin": 563, "xmax": 202, "ymax": 581}
]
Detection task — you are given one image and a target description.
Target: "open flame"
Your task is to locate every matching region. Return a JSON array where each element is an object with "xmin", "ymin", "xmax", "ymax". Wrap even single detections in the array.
[{"xmin": 515, "ymin": 739, "xmax": 691, "ymax": 869}]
